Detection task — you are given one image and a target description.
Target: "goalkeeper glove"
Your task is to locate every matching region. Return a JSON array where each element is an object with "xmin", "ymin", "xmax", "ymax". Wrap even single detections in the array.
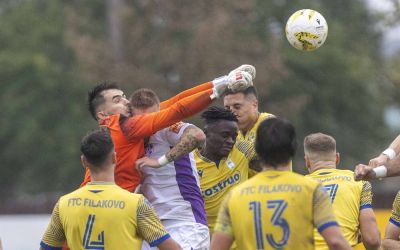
[{"xmin": 211, "ymin": 70, "xmax": 253, "ymax": 99}]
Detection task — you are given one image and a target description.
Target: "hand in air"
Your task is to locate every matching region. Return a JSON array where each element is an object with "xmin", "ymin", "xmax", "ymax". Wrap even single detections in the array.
[
  {"xmin": 368, "ymin": 154, "xmax": 389, "ymax": 167},
  {"xmin": 354, "ymin": 164, "xmax": 376, "ymax": 181}
]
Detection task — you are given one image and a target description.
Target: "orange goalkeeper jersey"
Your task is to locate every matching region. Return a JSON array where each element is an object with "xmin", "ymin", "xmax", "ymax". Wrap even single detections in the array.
[{"xmin": 81, "ymin": 83, "xmax": 213, "ymax": 192}]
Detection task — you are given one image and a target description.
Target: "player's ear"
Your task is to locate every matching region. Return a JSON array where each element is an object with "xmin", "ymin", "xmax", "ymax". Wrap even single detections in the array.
[
  {"xmin": 97, "ymin": 111, "xmax": 108, "ymax": 121},
  {"xmin": 111, "ymin": 151, "xmax": 117, "ymax": 164},
  {"xmin": 253, "ymin": 99, "xmax": 258, "ymax": 109},
  {"xmin": 304, "ymin": 155, "xmax": 311, "ymax": 172},
  {"xmin": 336, "ymin": 152, "xmax": 340, "ymax": 165},
  {"xmin": 81, "ymin": 155, "xmax": 89, "ymax": 169}
]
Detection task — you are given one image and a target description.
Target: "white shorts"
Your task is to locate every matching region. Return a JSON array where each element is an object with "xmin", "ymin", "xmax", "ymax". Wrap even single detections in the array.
[{"xmin": 142, "ymin": 221, "xmax": 210, "ymax": 250}]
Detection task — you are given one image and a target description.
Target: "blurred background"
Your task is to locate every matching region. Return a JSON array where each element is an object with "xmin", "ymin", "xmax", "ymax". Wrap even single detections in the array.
[{"xmin": 0, "ymin": 0, "xmax": 399, "ymax": 248}]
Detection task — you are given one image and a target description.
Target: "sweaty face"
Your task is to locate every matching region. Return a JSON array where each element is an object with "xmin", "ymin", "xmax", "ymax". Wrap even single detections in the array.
[
  {"xmin": 205, "ymin": 120, "xmax": 239, "ymax": 158},
  {"xmin": 223, "ymin": 93, "xmax": 258, "ymax": 132},
  {"xmin": 98, "ymin": 89, "xmax": 131, "ymax": 118}
]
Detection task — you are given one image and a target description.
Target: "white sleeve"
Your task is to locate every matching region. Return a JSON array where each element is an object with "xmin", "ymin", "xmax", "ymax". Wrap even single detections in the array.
[{"xmin": 164, "ymin": 122, "xmax": 193, "ymax": 146}]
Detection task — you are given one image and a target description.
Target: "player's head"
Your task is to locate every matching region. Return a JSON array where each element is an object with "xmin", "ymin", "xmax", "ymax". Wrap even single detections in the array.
[
  {"xmin": 129, "ymin": 88, "xmax": 160, "ymax": 115},
  {"xmin": 223, "ymin": 86, "xmax": 259, "ymax": 132},
  {"xmin": 304, "ymin": 133, "xmax": 339, "ymax": 173},
  {"xmin": 88, "ymin": 82, "xmax": 131, "ymax": 121},
  {"xmin": 202, "ymin": 106, "xmax": 239, "ymax": 158},
  {"xmin": 80, "ymin": 128, "xmax": 116, "ymax": 174},
  {"xmin": 255, "ymin": 117, "xmax": 297, "ymax": 168}
]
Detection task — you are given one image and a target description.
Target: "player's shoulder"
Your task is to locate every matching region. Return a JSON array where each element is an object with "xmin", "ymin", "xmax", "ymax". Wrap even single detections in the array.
[
  {"xmin": 168, "ymin": 121, "xmax": 188, "ymax": 133},
  {"xmin": 260, "ymin": 112, "xmax": 275, "ymax": 120},
  {"xmin": 395, "ymin": 190, "xmax": 400, "ymax": 201}
]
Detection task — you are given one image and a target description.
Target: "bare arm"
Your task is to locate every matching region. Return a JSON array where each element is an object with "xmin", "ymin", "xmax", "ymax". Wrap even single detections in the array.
[
  {"xmin": 165, "ymin": 125, "xmax": 205, "ymax": 162},
  {"xmin": 320, "ymin": 226, "xmax": 352, "ymax": 250},
  {"xmin": 136, "ymin": 125, "xmax": 205, "ymax": 169},
  {"xmin": 157, "ymin": 238, "xmax": 182, "ymax": 250},
  {"xmin": 369, "ymin": 135, "xmax": 400, "ymax": 167},
  {"xmin": 359, "ymin": 208, "xmax": 381, "ymax": 250},
  {"xmin": 210, "ymin": 232, "xmax": 234, "ymax": 250},
  {"xmin": 355, "ymin": 156, "xmax": 400, "ymax": 181},
  {"xmin": 383, "ymin": 223, "xmax": 400, "ymax": 250},
  {"xmin": 383, "ymin": 191, "xmax": 400, "ymax": 250}
]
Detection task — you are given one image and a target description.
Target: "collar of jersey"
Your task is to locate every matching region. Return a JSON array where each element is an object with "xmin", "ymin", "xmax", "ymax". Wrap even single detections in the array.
[
  {"xmin": 195, "ymin": 149, "xmax": 225, "ymax": 166},
  {"xmin": 312, "ymin": 168, "xmax": 335, "ymax": 176},
  {"xmin": 87, "ymin": 181, "xmax": 115, "ymax": 185}
]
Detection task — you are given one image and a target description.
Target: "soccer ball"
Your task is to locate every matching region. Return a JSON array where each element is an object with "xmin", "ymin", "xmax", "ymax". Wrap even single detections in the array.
[{"xmin": 285, "ymin": 9, "xmax": 328, "ymax": 51}]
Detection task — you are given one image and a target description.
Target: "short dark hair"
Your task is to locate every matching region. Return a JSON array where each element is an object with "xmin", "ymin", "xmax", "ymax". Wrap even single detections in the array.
[
  {"xmin": 255, "ymin": 117, "xmax": 297, "ymax": 167},
  {"xmin": 88, "ymin": 82, "xmax": 120, "ymax": 120},
  {"xmin": 201, "ymin": 106, "xmax": 238, "ymax": 124},
  {"xmin": 129, "ymin": 88, "xmax": 160, "ymax": 109},
  {"xmin": 224, "ymin": 86, "xmax": 258, "ymax": 100},
  {"xmin": 80, "ymin": 128, "xmax": 114, "ymax": 167}
]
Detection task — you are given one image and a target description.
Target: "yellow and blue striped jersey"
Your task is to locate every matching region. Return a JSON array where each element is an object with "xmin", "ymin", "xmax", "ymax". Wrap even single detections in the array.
[
  {"xmin": 40, "ymin": 183, "xmax": 169, "ymax": 250},
  {"xmin": 194, "ymin": 140, "xmax": 256, "ymax": 232},
  {"xmin": 389, "ymin": 191, "xmax": 400, "ymax": 228},
  {"xmin": 237, "ymin": 112, "xmax": 274, "ymax": 142},
  {"xmin": 307, "ymin": 168, "xmax": 372, "ymax": 249},
  {"xmin": 215, "ymin": 170, "xmax": 338, "ymax": 250}
]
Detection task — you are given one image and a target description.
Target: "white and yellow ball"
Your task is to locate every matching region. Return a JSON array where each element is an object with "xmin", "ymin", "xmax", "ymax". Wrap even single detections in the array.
[{"xmin": 285, "ymin": 9, "xmax": 328, "ymax": 51}]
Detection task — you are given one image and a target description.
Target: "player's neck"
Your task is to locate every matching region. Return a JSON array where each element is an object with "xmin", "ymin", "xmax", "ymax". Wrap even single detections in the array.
[
  {"xmin": 263, "ymin": 162, "xmax": 291, "ymax": 172},
  {"xmin": 200, "ymin": 148, "xmax": 223, "ymax": 162},
  {"xmin": 311, "ymin": 160, "xmax": 336, "ymax": 172},
  {"xmin": 90, "ymin": 169, "xmax": 115, "ymax": 183},
  {"xmin": 241, "ymin": 112, "xmax": 259, "ymax": 135}
]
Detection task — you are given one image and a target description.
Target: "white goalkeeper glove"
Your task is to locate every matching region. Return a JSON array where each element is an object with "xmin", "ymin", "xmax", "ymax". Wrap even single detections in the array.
[
  {"xmin": 230, "ymin": 64, "xmax": 256, "ymax": 80},
  {"xmin": 211, "ymin": 68, "xmax": 254, "ymax": 99}
]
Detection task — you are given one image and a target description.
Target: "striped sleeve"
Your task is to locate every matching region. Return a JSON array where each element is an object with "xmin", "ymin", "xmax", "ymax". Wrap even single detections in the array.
[
  {"xmin": 40, "ymin": 201, "xmax": 65, "ymax": 249},
  {"xmin": 136, "ymin": 196, "xmax": 170, "ymax": 247},
  {"xmin": 312, "ymin": 184, "xmax": 339, "ymax": 233},
  {"xmin": 390, "ymin": 191, "xmax": 400, "ymax": 228},
  {"xmin": 236, "ymin": 140, "xmax": 257, "ymax": 161},
  {"xmin": 360, "ymin": 181, "xmax": 373, "ymax": 210},
  {"xmin": 214, "ymin": 192, "xmax": 233, "ymax": 235}
]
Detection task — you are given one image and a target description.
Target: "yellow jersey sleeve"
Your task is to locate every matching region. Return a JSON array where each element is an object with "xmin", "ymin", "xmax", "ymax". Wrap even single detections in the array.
[
  {"xmin": 40, "ymin": 201, "xmax": 65, "ymax": 249},
  {"xmin": 313, "ymin": 184, "xmax": 339, "ymax": 233},
  {"xmin": 360, "ymin": 181, "xmax": 373, "ymax": 209},
  {"xmin": 214, "ymin": 192, "xmax": 233, "ymax": 236},
  {"xmin": 236, "ymin": 140, "xmax": 256, "ymax": 161},
  {"xmin": 136, "ymin": 196, "xmax": 170, "ymax": 247},
  {"xmin": 390, "ymin": 191, "xmax": 400, "ymax": 228}
]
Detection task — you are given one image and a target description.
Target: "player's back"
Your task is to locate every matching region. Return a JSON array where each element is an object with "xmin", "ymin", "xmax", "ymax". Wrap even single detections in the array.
[
  {"xmin": 227, "ymin": 170, "xmax": 322, "ymax": 250},
  {"xmin": 307, "ymin": 168, "xmax": 365, "ymax": 248},
  {"xmin": 58, "ymin": 183, "xmax": 144, "ymax": 249}
]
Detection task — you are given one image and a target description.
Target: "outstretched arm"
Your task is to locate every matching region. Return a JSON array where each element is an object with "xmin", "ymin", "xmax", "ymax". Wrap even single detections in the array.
[
  {"xmin": 160, "ymin": 82, "xmax": 213, "ymax": 109},
  {"xmin": 121, "ymin": 89, "xmax": 213, "ymax": 140},
  {"xmin": 122, "ymin": 67, "xmax": 253, "ymax": 140},
  {"xmin": 160, "ymin": 64, "xmax": 256, "ymax": 109},
  {"xmin": 369, "ymin": 135, "xmax": 400, "ymax": 167},
  {"xmin": 355, "ymin": 156, "xmax": 400, "ymax": 181},
  {"xmin": 136, "ymin": 125, "xmax": 205, "ymax": 169}
]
